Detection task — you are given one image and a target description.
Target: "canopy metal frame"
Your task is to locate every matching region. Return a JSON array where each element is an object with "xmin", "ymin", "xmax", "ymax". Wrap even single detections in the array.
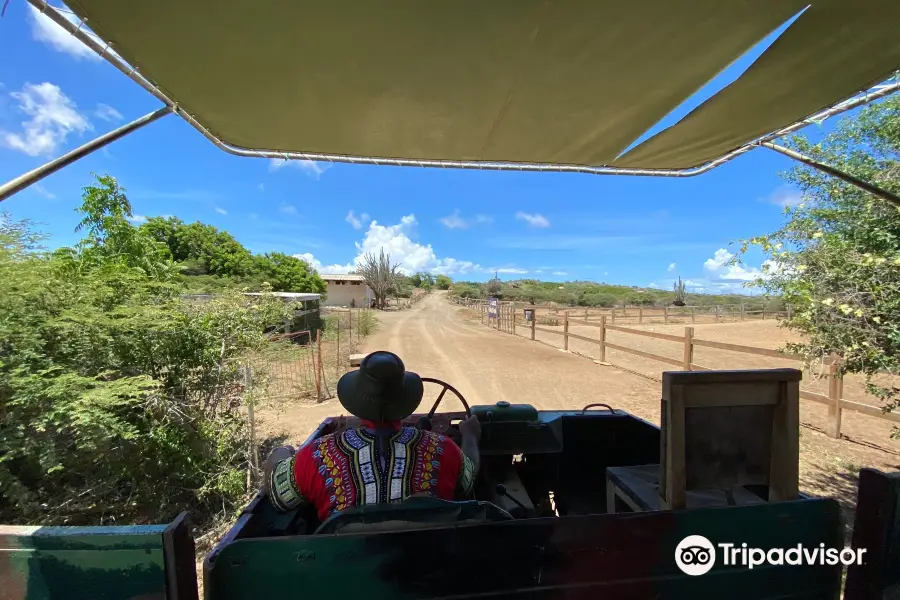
[{"xmin": 2, "ymin": 0, "xmax": 899, "ymax": 207}]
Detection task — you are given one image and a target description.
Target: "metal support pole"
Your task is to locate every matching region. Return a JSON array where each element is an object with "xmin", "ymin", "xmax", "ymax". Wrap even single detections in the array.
[
  {"xmin": 0, "ymin": 107, "xmax": 173, "ymax": 203},
  {"xmin": 763, "ymin": 142, "xmax": 900, "ymax": 208}
]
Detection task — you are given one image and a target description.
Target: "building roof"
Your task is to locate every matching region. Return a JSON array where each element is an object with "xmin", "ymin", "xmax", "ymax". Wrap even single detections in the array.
[
  {"xmin": 321, "ymin": 274, "xmax": 366, "ymax": 282},
  {"xmin": 244, "ymin": 292, "xmax": 322, "ymax": 300}
]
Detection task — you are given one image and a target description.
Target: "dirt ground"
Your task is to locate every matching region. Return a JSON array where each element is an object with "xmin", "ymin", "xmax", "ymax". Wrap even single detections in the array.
[{"xmin": 255, "ymin": 292, "xmax": 900, "ymax": 537}]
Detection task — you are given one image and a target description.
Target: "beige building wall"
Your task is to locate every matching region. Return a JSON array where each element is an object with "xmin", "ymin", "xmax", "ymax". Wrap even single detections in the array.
[{"xmin": 323, "ymin": 280, "xmax": 371, "ymax": 307}]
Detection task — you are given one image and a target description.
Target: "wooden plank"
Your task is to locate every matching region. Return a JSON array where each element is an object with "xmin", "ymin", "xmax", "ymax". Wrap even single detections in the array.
[
  {"xmin": 664, "ymin": 380, "xmax": 687, "ymax": 509},
  {"xmin": 605, "ymin": 341, "xmax": 684, "ymax": 367},
  {"xmin": 606, "ymin": 324, "xmax": 685, "ymax": 343},
  {"xmin": 532, "ymin": 325, "xmax": 565, "ymax": 337},
  {"xmin": 769, "ymin": 381, "xmax": 800, "ymax": 502},
  {"xmin": 840, "ymin": 399, "xmax": 900, "ymax": 424},
  {"xmin": 566, "ymin": 331, "xmax": 599, "ymax": 344},
  {"xmin": 163, "ymin": 512, "xmax": 199, "ymax": 600},
  {"xmin": 664, "ymin": 369, "xmax": 802, "ymax": 385},
  {"xmin": 845, "ymin": 469, "xmax": 900, "ymax": 600},
  {"xmin": 691, "ymin": 337, "xmax": 802, "ymax": 360},
  {"xmin": 800, "ymin": 390, "xmax": 831, "ymax": 405}
]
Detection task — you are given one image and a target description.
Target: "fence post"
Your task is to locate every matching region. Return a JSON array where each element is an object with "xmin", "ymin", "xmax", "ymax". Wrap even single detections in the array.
[
  {"xmin": 599, "ymin": 316, "xmax": 607, "ymax": 362},
  {"xmin": 639, "ymin": 307, "xmax": 643, "ymax": 324},
  {"xmin": 827, "ymin": 357, "xmax": 843, "ymax": 439},
  {"xmin": 563, "ymin": 311, "xmax": 570, "ymax": 351},
  {"xmin": 664, "ymin": 306, "xmax": 669, "ymax": 324},
  {"xmin": 683, "ymin": 327, "xmax": 694, "ymax": 371},
  {"xmin": 740, "ymin": 303, "xmax": 745, "ymax": 321},
  {"xmin": 244, "ymin": 365, "xmax": 258, "ymax": 478},
  {"xmin": 336, "ymin": 318, "xmax": 341, "ymax": 379},
  {"xmin": 585, "ymin": 308, "xmax": 589, "ymax": 320},
  {"xmin": 530, "ymin": 314, "xmax": 536, "ymax": 341},
  {"xmin": 314, "ymin": 330, "xmax": 322, "ymax": 402},
  {"xmin": 691, "ymin": 306, "xmax": 695, "ymax": 324},
  {"xmin": 611, "ymin": 309, "xmax": 616, "ymax": 324},
  {"xmin": 512, "ymin": 307, "xmax": 516, "ymax": 335},
  {"xmin": 715, "ymin": 305, "xmax": 720, "ymax": 321}
]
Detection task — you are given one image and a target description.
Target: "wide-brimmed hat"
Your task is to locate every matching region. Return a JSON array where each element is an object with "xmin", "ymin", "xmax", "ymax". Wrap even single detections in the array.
[{"xmin": 336, "ymin": 351, "xmax": 424, "ymax": 422}]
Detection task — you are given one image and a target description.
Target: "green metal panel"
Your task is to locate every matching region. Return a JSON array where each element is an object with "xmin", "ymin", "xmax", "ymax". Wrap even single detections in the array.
[
  {"xmin": 205, "ymin": 498, "xmax": 844, "ymax": 600},
  {"xmin": 845, "ymin": 469, "xmax": 900, "ymax": 600},
  {"xmin": 0, "ymin": 525, "xmax": 169, "ymax": 600}
]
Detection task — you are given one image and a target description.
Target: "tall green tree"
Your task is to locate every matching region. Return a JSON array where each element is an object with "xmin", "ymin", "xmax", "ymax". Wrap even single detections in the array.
[
  {"xmin": 253, "ymin": 252, "xmax": 327, "ymax": 293},
  {"xmin": 734, "ymin": 95, "xmax": 900, "ymax": 436},
  {"xmin": 141, "ymin": 216, "xmax": 255, "ymax": 277},
  {"xmin": 435, "ymin": 274, "xmax": 452, "ymax": 290}
]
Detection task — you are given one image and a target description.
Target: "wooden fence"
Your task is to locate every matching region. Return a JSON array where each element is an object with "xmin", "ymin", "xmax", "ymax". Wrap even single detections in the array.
[{"xmin": 451, "ymin": 296, "xmax": 900, "ymax": 439}]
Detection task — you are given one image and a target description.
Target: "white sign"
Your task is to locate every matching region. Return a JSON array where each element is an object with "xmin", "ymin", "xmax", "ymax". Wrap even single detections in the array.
[{"xmin": 488, "ymin": 298, "xmax": 499, "ymax": 319}]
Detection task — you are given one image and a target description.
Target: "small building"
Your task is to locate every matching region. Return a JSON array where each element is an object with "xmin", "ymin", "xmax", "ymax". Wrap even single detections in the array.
[{"xmin": 320, "ymin": 274, "xmax": 372, "ymax": 307}]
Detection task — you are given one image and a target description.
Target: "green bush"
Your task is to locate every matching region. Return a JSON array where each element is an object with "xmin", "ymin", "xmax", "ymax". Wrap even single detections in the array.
[{"xmin": 0, "ymin": 176, "xmax": 294, "ymax": 526}]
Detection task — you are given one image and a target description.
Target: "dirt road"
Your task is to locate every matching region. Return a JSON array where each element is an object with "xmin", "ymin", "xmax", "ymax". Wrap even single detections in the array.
[{"xmin": 359, "ymin": 292, "xmax": 660, "ymax": 417}]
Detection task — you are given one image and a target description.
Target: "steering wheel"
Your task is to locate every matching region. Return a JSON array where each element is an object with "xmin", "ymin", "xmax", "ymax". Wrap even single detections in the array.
[{"xmin": 421, "ymin": 377, "xmax": 472, "ymax": 419}]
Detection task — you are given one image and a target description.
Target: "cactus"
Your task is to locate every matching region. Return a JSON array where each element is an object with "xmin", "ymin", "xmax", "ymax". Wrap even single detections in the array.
[{"xmin": 673, "ymin": 276, "xmax": 686, "ymax": 306}]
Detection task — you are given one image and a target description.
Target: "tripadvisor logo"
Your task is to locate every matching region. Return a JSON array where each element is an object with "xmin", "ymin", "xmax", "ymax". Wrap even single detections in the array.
[{"xmin": 675, "ymin": 535, "xmax": 866, "ymax": 576}]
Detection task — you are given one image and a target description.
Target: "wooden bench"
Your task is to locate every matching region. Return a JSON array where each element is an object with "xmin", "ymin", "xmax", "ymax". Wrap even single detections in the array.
[{"xmin": 349, "ymin": 353, "xmax": 365, "ymax": 367}]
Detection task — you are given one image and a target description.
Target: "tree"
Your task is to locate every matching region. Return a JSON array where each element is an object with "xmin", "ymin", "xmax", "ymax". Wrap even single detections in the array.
[
  {"xmin": 252, "ymin": 252, "xmax": 327, "ymax": 293},
  {"xmin": 485, "ymin": 272, "xmax": 501, "ymax": 297},
  {"xmin": 357, "ymin": 249, "xmax": 400, "ymax": 309},
  {"xmin": 141, "ymin": 217, "xmax": 254, "ymax": 277},
  {"xmin": 734, "ymin": 95, "xmax": 900, "ymax": 436},
  {"xmin": 435, "ymin": 274, "xmax": 452, "ymax": 290}
]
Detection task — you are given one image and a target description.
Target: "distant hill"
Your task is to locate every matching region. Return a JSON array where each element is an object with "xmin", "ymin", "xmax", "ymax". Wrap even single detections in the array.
[{"xmin": 449, "ymin": 278, "xmax": 783, "ymax": 310}]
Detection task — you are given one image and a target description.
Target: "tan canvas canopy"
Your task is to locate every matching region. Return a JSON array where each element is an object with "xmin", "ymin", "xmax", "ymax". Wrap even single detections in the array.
[
  {"xmin": 3, "ymin": 0, "xmax": 900, "ymax": 204},
  {"xmin": 60, "ymin": 0, "xmax": 900, "ymax": 170}
]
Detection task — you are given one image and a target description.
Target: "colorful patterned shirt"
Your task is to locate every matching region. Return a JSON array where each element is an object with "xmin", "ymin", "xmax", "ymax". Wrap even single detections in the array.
[{"xmin": 268, "ymin": 422, "xmax": 476, "ymax": 520}]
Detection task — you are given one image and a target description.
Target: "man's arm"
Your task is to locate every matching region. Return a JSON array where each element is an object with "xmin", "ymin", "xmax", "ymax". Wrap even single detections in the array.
[
  {"xmin": 261, "ymin": 445, "xmax": 306, "ymax": 512},
  {"xmin": 456, "ymin": 416, "xmax": 481, "ymax": 496}
]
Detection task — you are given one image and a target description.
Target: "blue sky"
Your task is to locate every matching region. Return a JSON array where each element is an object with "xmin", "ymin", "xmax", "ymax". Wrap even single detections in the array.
[{"xmin": 0, "ymin": 4, "xmax": 848, "ymax": 294}]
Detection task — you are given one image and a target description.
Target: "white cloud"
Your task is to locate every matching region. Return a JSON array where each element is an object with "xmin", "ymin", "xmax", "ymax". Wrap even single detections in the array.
[
  {"xmin": 33, "ymin": 184, "xmax": 56, "ymax": 199},
  {"xmin": 702, "ymin": 247, "xmax": 782, "ymax": 291},
  {"xmin": 27, "ymin": 5, "xmax": 100, "ymax": 61},
  {"xmin": 257, "ymin": 183, "xmax": 265, "ymax": 192},
  {"xmin": 440, "ymin": 210, "xmax": 468, "ymax": 229},
  {"xmin": 2, "ymin": 82, "xmax": 91, "ymax": 156},
  {"xmin": 279, "ymin": 203, "xmax": 298, "ymax": 215},
  {"xmin": 515, "ymin": 212, "xmax": 550, "ymax": 228},
  {"xmin": 128, "ymin": 214, "xmax": 148, "ymax": 224},
  {"xmin": 552, "ymin": 271, "xmax": 568, "ymax": 276},
  {"xmin": 762, "ymin": 185, "xmax": 804, "ymax": 208},
  {"xmin": 298, "ymin": 214, "xmax": 482, "ymax": 276},
  {"xmin": 495, "ymin": 268, "xmax": 528, "ymax": 274},
  {"xmin": 269, "ymin": 158, "xmax": 331, "ymax": 179},
  {"xmin": 214, "ymin": 206, "xmax": 228, "ymax": 215},
  {"xmin": 94, "ymin": 103, "xmax": 123, "ymax": 122},
  {"xmin": 649, "ymin": 283, "xmax": 660, "ymax": 288},
  {"xmin": 345, "ymin": 210, "xmax": 370, "ymax": 230},
  {"xmin": 440, "ymin": 210, "xmax": 493, "ymax": 229},
  {"xmin": 667, "ymin": 262, "xmax": 676, "ymax": 272}
]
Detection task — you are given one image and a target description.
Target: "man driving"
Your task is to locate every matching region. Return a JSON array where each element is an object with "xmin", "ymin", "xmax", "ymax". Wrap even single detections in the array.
[{"xmin": 262, "ymin": 351, "xmax": 481, "ymax": 521}]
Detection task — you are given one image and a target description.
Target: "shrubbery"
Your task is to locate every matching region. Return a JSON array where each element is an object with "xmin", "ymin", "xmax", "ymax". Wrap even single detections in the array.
[{"xmin": 0, "ymin": 176, "xmax": 294, "ymax": 526}]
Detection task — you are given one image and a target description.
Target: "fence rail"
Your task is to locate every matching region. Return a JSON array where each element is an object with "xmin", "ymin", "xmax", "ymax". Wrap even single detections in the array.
[{"xmin": 451, "ymin": 295, "xmax": 899, "ymax": 439}]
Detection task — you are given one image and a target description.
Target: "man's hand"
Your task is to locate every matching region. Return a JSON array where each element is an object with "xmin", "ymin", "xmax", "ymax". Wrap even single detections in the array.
[{"xmin": 458, "ymin": 415, "xmax": 481, "ymax": 441}]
